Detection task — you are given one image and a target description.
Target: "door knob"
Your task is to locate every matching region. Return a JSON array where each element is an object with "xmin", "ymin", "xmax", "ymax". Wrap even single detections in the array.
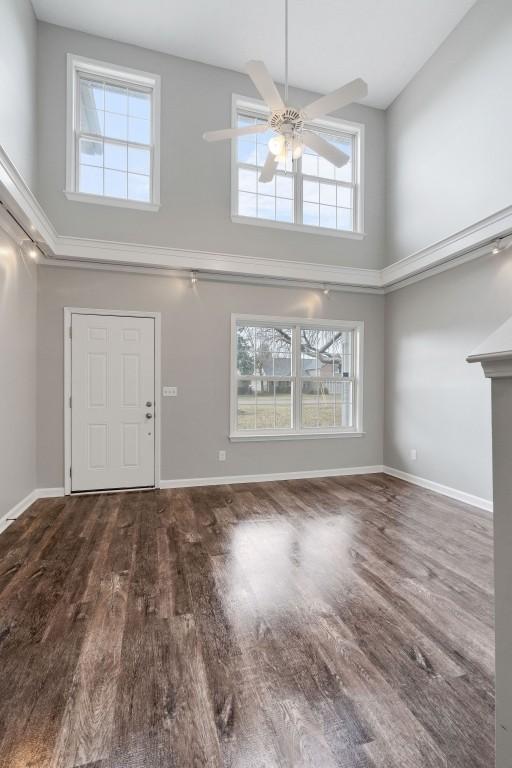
[
  {"xmin": 146, "ymin": 401, "xmax": 152, "ymax": 407},
  {"xmin": 145, "ymin": 413, "xmax": 153, "ymax": 419}
]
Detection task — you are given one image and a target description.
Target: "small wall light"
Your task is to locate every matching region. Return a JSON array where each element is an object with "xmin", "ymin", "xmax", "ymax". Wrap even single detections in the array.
[
  {"xmin": 492, "ymin": 240, "xmax": 503, "ymax": 255},
  {"xmin": 191, "ymin": 271, "xmax": 197, "ymax": 284},
  {"xmin": 323, "ymin": 286, "xmax": 330, "ymax": 295}
]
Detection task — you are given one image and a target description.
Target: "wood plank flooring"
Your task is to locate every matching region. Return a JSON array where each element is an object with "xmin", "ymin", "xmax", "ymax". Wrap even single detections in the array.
[{"xmin": 0, "ymin": 474, "xmax": 494, "ymax": 767}]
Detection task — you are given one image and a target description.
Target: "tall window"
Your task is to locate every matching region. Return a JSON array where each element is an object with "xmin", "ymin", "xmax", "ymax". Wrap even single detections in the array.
[
  {"xmin": 231, "ymin": 315, "xmax": 363, "ymax": 439},
  {"xmin": 66, "ymin": 55, "xmax": 161, "ymax": 211},
  {"xmin": 232, "ymin": 98, "xmax": 363, "ymax": 237}
]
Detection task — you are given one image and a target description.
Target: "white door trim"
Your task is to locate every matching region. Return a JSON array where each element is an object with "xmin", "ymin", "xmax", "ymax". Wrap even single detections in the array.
[{"xmin": 63, "ymin": 307, "xmax": 162, "ymax": 495}]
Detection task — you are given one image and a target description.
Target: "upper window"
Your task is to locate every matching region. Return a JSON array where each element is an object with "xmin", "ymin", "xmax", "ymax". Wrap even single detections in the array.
[
  {"xmin": 232, "ymin": 96, "xmax": 364, "ymax": 238},
  {"xmin": 66, "ymin": 55, "xmax": 161, "ymax": 211},
  {"xmin": 231, "ymin": 315, "xmax": 364, "ymax": 440}
]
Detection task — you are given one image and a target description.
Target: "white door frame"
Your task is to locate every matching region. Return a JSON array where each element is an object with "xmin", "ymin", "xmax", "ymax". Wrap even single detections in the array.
[{"xmin": 63, "ymin": 307, "xmax": 162, "ymax": 495}]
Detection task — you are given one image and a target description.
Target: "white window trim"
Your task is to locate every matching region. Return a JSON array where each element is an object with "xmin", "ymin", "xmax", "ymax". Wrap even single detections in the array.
[
  {"xmin": 230, "ymin": 313, "xmax": 364, "ymax": 441},
  {"xmin": 65, "ymin": 53, "xmax": 161, "ymax": 212},
  {"xmin": 230, "ymin": 94, "xmax": 365, "ymax": 240}
]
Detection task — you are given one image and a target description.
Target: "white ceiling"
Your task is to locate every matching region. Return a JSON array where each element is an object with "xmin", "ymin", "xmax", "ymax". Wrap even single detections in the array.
[{"xmin": 31, "ymin": 0, "xmax": 476, "ymax": 109}]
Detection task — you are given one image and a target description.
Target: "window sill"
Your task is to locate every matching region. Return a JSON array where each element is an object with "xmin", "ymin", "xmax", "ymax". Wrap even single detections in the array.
[
  {"xmin": 231, "ymin": 214, "xmax": 366, "ymax": 240},
  {"xmin": 64, "ymin": 190, "xmax": 161, "ymax": 212},
  {"xmin": 230, "ymin": 431, "xmax": 365, "ymax": 442}
]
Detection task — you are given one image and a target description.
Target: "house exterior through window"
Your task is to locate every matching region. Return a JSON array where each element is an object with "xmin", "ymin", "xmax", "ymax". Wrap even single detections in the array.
[{"xmin": 231, "ymin": 314, "xmax": 364, "ymax": 440}]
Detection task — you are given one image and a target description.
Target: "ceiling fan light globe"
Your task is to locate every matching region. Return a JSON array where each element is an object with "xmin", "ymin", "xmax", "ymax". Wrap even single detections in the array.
[
  {"xmin": 268, "ymin": 134, "xmax": 285, "ymax": 156},
  {"xmin": 292, "ymin": 140, "xmax": 304, "ymax": 159}
]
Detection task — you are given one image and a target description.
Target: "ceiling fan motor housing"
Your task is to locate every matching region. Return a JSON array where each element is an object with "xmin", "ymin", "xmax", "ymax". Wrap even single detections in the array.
[{"xmin": 269, "ymin": 107, "xmax": 304, "ymax": 135}]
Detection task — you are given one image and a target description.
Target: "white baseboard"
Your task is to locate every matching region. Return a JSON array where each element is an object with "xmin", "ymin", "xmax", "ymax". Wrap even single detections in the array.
[
  {"xmin": 160, "ymin": 464, "xmax": 385, "ymax": 489},
  {"xmin": 383, "ymin": 466, "xmax": 493, "ymax": 513},
  {"xmin": 0, "ymin": 487, "xmax": 65, "ymax": 534}
]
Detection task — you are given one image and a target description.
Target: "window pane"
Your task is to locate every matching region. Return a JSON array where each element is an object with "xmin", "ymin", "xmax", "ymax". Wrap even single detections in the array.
[
  {"xmin": 276, "ymin": 197, "xmax": 293, "ymax": 223},
  {"xmin": 257, "ymin": 195, "xmax": 275, "ymax": 220},
  {"xmin": 128, "ymin": 117, "xmax": 151, "ymax": 144},
  {"xmin": 303, "ymin": 202, "xmax": 319, "ymax": 226},
  {"xmin": 256, "ymin": 143, "xmax": 270, "ymax": 167},
  {"xmin": 237, "ymin": 380, "xmax": 292, "ymax": 431},
  {"xmin": 238, "ymin": 140, "xmax": 257, "ymax": 164},
  {"xmin": 239, "ymin": 191, "xmax": 257, "ymax": 217},
  {"xmin": 303, "ymin": 180, "xmax": 319, "ymax": 203},
  {"xmin": 79, "ymin": 138, "xmax": 103, "ymax": 167},
  {"xmin": 239, "ymin": 168, "xmax": 257, "ymax": 193},
  {"xmin": 276, "ymin": 175, "xmax": 293, "ymax": 199},
  {"xmin": 80, "ymin": 79, "xmax": 104, "ymax": 111},
  {"xmin": 81, "ymin": 107, "xmax": 104, "ymax": 135},
  {"xmin": 301, "ymin": 328, "xmax": 352, "ymax": 377},
  {"xmin": 320, "ymin": 182, "xmax": 336, "ymax": 206},
  {"xmin": 128, "ymin": 89, "xmax": 151, "ymax": 119},
  {"xmin": 258, "ymin": 176, "xmax": 275, "ymax": 196},
  {"xmin": 302, "ymin": 152, "xmax": 318, "ymax": 176},
  {"xmin": 104, "ymin": 169, "xmax": 127, "ymax": 198},
  {"xmin": 337, "ymin": 207, "xmax": 353, "ymax": 231},
  {"xmin": 105, "ymin": 112, "xmax": 127, "ymax": 141},
  {"xmin": 128, "ymin": 146, "xmax": 150, "ymax": 175},
  {"xmin": 79, "ymin": 164, "xmax": 103, "ymax": 195},
  {"xmin": 128, "ymin": 173, "xmax": 150, "ymax": 201},
  {"xmin": 105, "ymin": 85, "xmax": 127, "ymax": 114},
  {"xmin": 320, "ymin": 205, "xmax": 336, "ymax": 229},
  {"xmin": 237, "ymin": 325, "xmax": 292, "ymax": 377},
  {"xmin": 337, "ymin": 186, "xmax": 352, "ymax": 208},
  {"xmin": 104, "ymin": 142, "xmax": 127, "ymax": 171},
  {"xmin": 237, "ymin": 380, "xmax": 256, "ymax": 430}
]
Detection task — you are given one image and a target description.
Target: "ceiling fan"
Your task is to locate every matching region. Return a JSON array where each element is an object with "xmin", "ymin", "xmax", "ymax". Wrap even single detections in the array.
[{"xmin": 203, "ymin": 0, "xmax": 368, "ymax": 183}]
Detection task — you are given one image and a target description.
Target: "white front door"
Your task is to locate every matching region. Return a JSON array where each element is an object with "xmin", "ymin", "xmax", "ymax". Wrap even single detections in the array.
[{"xmin": 71, "ymin": 313, "xmax": 155, "ymax": 492}]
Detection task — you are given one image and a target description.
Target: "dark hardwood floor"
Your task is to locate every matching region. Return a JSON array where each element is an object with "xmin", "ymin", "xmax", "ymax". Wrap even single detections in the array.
[{"xmin": 0, "ymin": 474, "xmax": 494, "ymax": 767}]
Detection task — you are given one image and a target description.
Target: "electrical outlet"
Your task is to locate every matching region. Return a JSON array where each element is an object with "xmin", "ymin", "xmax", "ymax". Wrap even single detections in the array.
[
  {"xmin": 163, "ymin": 386, "xmax": 177, "ymax": 397},
  {"xmin": 410, "ymin": 448, "xmax": 417, "ymax": 461},
  {"xmin": 218, "ymin": 450, "xmax": 226, "ymax": 462}
]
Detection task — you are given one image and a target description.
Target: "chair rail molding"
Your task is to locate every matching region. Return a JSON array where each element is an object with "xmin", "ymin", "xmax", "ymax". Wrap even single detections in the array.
[{"xmin": 1, "ymin": 142, "xmax": 511, "ymax": 291}]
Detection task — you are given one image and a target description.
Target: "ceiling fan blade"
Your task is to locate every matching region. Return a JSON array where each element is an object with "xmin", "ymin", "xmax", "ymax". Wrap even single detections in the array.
[
  {"xmin": 302, "ymin": 131, "xmax": 349, "ymax": 167},
  {"xmin": 302, "ymin": 78, "xmax": 368, "ymax": 120},
  {"xmin": 246, "ymin": 60, "xmax": 285, "ymax": 112},
  {"xmin": 259, "ymin": 151, "xmax": 278, "ymax": 183},
  {"xmin": 203, "ymin": 124, "xmax": 268, "ymax": 142}
]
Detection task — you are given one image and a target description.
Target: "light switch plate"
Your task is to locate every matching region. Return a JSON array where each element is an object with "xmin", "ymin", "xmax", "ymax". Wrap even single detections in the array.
[{"xmin": 163, "ymin": 386, "xmax": 177, "ymax": 397}]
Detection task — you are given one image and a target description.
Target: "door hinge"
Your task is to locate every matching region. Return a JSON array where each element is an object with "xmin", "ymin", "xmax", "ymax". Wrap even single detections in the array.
[
  {"xmin": 69, "ymin": 326, "xmax": 72, "ymax": 339},
  {"xmin": 69, "ymin": 396, "xmax": 72, "ymax": 408},
  {"xmin": 69, "ymin": 466, "xmax": 72, "ymax": 478}
]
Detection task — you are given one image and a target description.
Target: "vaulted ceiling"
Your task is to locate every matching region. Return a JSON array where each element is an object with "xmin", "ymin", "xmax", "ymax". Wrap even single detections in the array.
[{"xmin": 31, "ymin": 0, "xmax": 476, "ymax": 109}]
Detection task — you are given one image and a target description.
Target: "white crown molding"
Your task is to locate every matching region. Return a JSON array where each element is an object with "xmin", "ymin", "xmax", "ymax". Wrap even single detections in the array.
[
  {"xmin": 1, "ymin": 142, "xmax": 510, "ymax": 292},
  {"xmin": 52, "ymin": 233, "xmax": 383, "ymax": 288},
  {"xmin": 382, "ymin": 205, "xmax": 512, "ymax": 288},
  {"xmin": 383, "ymin": 466, "xmax": 493, "ymax": 513}
]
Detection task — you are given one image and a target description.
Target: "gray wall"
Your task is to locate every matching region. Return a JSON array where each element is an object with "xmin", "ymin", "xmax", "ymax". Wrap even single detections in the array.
[
  {"xmin": 0, "ymin": 227, "xmax": 38, "ymax": 517},
  {"xmin": 386, "ymin": 0, "xmax": 512, "ymax": 264},
  {"xmin": 36, "ymin": 22, "xmax": 386, "ymax": 270},
  {"xmin": 384, "ymin": 248, "xmax": 512, "ymax": 502},
  {"xmin": 37, "ymin": 265, "xmax": 385, "ymax": 487},
  {"xmin": 0, "ymin": 0, "xmax": 37, "ymax": 188}
]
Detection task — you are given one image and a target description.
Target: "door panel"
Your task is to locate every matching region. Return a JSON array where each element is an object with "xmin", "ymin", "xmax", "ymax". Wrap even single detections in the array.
[{"xmin": 71, "ymin": 313, "xmax": 155, "ymax": 491}]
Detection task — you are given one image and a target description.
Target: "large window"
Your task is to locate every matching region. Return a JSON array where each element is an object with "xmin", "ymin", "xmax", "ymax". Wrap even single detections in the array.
[
  {"xmin": 231, "ymin": 315, "xmax": 363, "ymax": 440},
  {"xmin": 232, "ymin": 97, "xmax": 363, "ymax": 238},
  {"xmin": 66, "ymin": 55, "xmax": 161, "ymax": 211}
]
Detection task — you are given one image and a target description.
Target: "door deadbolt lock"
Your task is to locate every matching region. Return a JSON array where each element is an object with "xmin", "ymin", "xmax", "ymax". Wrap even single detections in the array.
[{"xmin": 146, "ymin": 401, "xmax": 152, "ymax": 407}]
